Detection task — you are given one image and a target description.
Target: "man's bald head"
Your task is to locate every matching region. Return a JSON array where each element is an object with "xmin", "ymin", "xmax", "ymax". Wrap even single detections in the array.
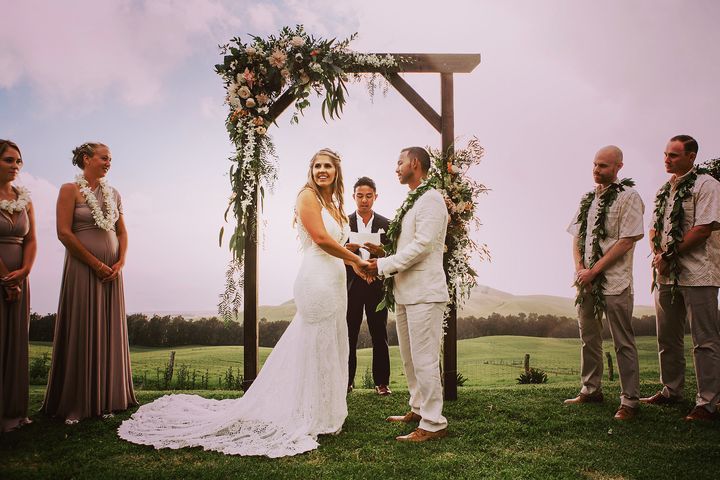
[{"xmin": 593, "ymin": 145, "xmax": 624, "ymax": 186}]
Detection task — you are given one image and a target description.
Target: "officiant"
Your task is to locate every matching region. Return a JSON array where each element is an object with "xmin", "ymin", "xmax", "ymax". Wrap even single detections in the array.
[{"xmin": 345, "ymin": 177, "xmax": 391, "ymax": 395}]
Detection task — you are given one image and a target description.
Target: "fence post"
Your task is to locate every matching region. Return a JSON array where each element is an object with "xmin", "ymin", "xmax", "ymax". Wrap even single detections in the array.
[
  {"xmin": 524, "ymin": 353, "xmax": 530, "ymax": 374},
  {"xmin": 605, "ymin": 352, "xmax": 614, "ymax": 381}
]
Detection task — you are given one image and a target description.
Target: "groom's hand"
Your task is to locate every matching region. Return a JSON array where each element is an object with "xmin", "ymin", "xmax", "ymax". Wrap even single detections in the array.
[{"xmin": 363, "ymin": 242, "xmax": 385, "ymax": 257}]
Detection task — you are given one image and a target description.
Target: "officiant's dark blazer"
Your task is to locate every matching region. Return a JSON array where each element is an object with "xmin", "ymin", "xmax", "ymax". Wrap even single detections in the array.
[{"xmin": 346, "ymin": 211, "xmax": 390, "ymax": 292}]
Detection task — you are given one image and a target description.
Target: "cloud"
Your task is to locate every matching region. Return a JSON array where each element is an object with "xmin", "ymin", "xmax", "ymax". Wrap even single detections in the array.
[{"xmin": 1, "ymin": 0, "xmax": 239, "ymax": 110}]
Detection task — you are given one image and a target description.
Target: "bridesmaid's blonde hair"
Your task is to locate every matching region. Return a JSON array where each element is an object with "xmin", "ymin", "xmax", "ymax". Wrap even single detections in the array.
[
  {"xmin": 72, "ymin": 142, "xmax": 108, "ymax": 170},
  {"xmin": 298, "ymin": 148, "xmax": 347, "ymax": 225}
]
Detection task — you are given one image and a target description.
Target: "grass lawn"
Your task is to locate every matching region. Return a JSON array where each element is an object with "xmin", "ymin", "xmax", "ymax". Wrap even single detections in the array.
[{"xmin": 1, "ymin": 384, "xmax": 719, "ymax": 479}]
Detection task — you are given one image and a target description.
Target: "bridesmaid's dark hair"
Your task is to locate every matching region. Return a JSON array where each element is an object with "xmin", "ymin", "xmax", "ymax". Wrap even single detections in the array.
[
  {"xmin": 72, "ymin": 142, "xmax": 107, "ymax": 169},
  {"xmin": 0, "ymin": 139, "xmax": 21, "ymax": 159}
]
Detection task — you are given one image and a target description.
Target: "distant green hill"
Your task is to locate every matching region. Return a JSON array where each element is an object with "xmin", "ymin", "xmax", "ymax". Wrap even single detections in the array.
[{"xmin": 233, "ymin": 285, "xmax": 656, "ymax": 322}]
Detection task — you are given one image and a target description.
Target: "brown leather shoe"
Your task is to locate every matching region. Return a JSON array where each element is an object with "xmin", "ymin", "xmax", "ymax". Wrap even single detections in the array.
[
  {"xmin": 386, "ymin": 411, "xmax": 421, "ymax": 423},
  {"xmin": 614, "ymin": 405, "xmax": 638, "ymax": 420},
  {"xmin": 375, "ymin": 385, "xmax": 392, "ymax": 396},
  {"xmin": 684, "ymin": 406, "xmax": 718, "ymax": 421},
  {"xmin": 563, "ymin": 392, "xmax": 604, "ymax": 405},
  {"xmin": 396, "ymin": 427, "xmax": 448, "ymax": 442},
  {"xmin": 640, "ymin": 391, "xmax": 680, "ymax": 406}
]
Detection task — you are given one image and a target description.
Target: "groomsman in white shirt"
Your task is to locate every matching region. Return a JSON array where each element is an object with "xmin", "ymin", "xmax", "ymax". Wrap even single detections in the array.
[
  {"xmin": 565, "ymin": 145, "xmax": 644, "ymax": 420},
  {"xmin": 642, "ymin": 135, "xmax": 720, "ymax": 421}
]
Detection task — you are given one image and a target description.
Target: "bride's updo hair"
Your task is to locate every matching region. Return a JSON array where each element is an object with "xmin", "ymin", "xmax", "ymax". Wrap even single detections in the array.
[
  {"xmin": 72, "ymin": 142, "xmax": 107, "ymax": 169},
  {"xmin": 300, "ymin": 148, "xmax": 347, "ymax": 225}
]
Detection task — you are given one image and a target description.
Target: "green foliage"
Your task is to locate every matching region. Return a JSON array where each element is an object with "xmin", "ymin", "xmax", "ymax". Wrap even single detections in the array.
[
  {"xmin": 516, "ymin": 368, "xmax": 548, "ymax": 384},
  {"xmin": 28, "ymin": 352, "xmax": 51, "ymax": 385},
  {"xmin": 456, "ymin": 371, "xmax": 468, "ymax": 387},
  {"xmin": 361, "ymin": 366, "xmax": 374, "ymax": 389}
]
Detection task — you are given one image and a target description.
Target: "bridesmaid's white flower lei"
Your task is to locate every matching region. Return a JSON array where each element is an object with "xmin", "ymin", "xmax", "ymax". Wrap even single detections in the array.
[
  {"xmin": 0, "ymin": 186, "xmax": 30, "ymax": 214},
  {"xmin": 75, "ymin": 174, "xmax": 119, "ymax": 231}
]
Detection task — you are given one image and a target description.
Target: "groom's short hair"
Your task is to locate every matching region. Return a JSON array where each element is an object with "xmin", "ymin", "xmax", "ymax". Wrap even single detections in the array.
[
  {"xmin": 402, "ymin": 147, "xmax": 431, "ymax": 172},
  {"xmin": 353, "ymin": 176, "xmax": 377, "ymax": 192}
]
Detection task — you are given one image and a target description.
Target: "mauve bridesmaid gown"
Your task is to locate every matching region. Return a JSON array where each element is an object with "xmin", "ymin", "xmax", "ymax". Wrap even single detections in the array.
[
  {"xmin": 43, "ymin": 186, "xmax": 137, "ymax": 421},
  {"xmin": 0, "ymin": 206, "xmax": 30, "ymax": 431}
]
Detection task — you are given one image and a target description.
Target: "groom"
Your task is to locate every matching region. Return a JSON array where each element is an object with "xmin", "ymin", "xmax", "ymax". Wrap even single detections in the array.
[{"xmin": 366, "ymin": 146, "xmax": 449, "ymax": 442}]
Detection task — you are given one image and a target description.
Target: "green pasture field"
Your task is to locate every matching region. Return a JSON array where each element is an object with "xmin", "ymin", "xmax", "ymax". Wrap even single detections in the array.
[{"xmin": 29, "ymin": 335, "xmax": 695, "ymax": 391}]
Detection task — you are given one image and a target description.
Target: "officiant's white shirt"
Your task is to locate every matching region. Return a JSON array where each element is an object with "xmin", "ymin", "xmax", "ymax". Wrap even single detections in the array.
[{"xmin": 355, "ymin": 211, "xmax": 374, "ymax": 261}]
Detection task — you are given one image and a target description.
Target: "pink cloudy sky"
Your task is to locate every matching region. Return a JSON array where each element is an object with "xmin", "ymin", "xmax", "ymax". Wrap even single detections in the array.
[{"xmin": 2, "ymin": 0, "xmax": 719, "ymax": 314}]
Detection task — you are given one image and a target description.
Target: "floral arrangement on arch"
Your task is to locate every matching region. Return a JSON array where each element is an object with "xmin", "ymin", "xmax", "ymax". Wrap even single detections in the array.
[
  {"xmin": 430, "ymin": 137, "xmax": 490, "ymax": 314},
  {"xmin": 215, "ymin": 25, "xmax": 402, "ymax": 318}
]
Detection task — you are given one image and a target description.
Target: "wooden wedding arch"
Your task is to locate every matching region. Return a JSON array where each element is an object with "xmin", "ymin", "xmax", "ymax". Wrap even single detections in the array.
[{"xmin": 242, "ymin": 53, "xmax": 481, "ymax": 401}]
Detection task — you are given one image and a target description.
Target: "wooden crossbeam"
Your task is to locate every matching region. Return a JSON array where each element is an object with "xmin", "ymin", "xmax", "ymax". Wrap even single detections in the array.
[
  {"xmin": 384, "ymin": 73, "xmax": 441, "ymax": 133},
  {"xmin": 348, "ymin": 53, "xmax": 481, "ymax": 74}
]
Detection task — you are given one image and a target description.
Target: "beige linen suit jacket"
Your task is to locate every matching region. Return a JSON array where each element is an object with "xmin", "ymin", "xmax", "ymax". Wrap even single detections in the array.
[{"xmin": 377, "ymin": 188, "xmax": 449, "ymax": 305}]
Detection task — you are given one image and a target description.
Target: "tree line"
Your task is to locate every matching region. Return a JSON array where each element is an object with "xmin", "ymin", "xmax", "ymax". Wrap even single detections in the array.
[{"xmin": 29, "ymin": 311, "xmax": 665, "ymax": 348}]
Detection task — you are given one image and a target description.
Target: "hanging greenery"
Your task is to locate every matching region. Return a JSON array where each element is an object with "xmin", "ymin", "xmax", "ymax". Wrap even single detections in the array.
[{"xmin": 214, "ymin": 25, "xmax": 403, "ymax": 319}]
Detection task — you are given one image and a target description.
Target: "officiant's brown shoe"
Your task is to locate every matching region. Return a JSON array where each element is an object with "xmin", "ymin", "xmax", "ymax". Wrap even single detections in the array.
[
  {"xmin": 684, "ymin": 406, "xmax": 718, "ymax": 422},
  {"xmin": 396, "ymin": 427, "xmax": 447, "ymax": 442},
  {"xmin": 386, "ymin": 411, "xmax": 421, "ymax": 423},
  {"xmin": 563, "ymin": 392, "xmax": 604, "ymax": 405},
  {"xmin": 613, "ymin": 405, "xmax": 638, "ymax": 421},
  {"xmin": 640, "ymin": 391, "xmax": 680, "ymax": 406}
]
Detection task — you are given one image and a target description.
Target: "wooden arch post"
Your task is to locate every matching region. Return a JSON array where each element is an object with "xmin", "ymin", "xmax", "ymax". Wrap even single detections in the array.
[{"xmin": 242, "ymin": 53, "xmax": 481, "ymax": 401}]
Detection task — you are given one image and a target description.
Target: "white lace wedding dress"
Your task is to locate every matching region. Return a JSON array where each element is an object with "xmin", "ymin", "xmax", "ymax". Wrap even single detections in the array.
[{"xmin": 118, "ymin": 208, "xmax": 350, "ymax": 457}]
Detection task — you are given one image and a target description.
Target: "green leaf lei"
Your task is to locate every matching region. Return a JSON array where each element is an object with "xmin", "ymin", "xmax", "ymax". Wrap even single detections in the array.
[
  {"xmin": 377, "ymin": 178, "xmax": 437, "ymax": 312},
  {"xmin": 651, "ymin": 167, "xmax": 704, "ymax": 299},
  {"xmin": 574, "ymin": 178, "xmax": 635, "ymax": 321}
]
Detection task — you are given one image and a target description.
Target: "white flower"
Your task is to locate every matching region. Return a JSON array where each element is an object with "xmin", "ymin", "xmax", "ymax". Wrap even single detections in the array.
[
  {"xmin": 255, "ymin": 126, "xmax": 267, "ymax": 135},
  {"xmin": 310, "ymin": 62, "xmax": 323, "ymax": 73},
  {"xmin": 75, "ymin": 175, "xmax": 119, "ymax": 231},
  {"xmin": 238, "ymin": 86, "xmax": 251, "ymax": 99},
  {"xmin": 229, "ymin": 95, "xmax": 241, "ymax": 108},
  {"xmin": 245, "ymin": 98, "xmax": 256, "ymax": 108},
  {"xmin": 0, "ymin": 186, "xmax": 30, "ymax": 214},
  {"xmin": 449, "ymin": 164, "xmax": 461, "ymax": 174},
  {"xmin": 245, "ymin": 46, "xmax": 256, "ymax": 55},
  {"xmin": 236, "ymin": 74, "xmax": 245, "ymax": 84},
  {"xmin": 290, "ymin": 36, "xmax": 305, "ymax": 47},
  {"xmin": 257, "ymin": 106, "xmax": 269, "ymax": 114},
  {"xmin": 295, "ymin": 53, "xmax": 303, "ymax": 62}
]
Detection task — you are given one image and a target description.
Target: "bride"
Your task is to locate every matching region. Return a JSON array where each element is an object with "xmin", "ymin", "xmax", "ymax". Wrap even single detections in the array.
[{"xmin": 118, "ymin": 148, "xmax": 369, "ymax": 457}]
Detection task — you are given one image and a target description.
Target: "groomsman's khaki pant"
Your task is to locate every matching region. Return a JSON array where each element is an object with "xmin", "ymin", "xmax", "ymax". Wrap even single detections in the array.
[
  {"xmin": 654, "ymin": 285, "xmax": 720, "ymax": 411},
  {"xmin": 395, "ymin": 302, "xmax": 448, "ymax": 432},
  {"xmin": 577, "ymin": 288, "xmax": 640, "ymax": 407}
]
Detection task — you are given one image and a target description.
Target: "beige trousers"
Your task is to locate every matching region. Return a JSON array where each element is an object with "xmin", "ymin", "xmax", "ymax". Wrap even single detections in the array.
[
  {"xmin": 395, "ymin": 302, "xmax": 448, "ymax": 432},
  {"xmin": 654, "ymin": 285, "xmax": 720, "ymax": 411},
  {"xmin": 577, "ymin": 288, "xmax": 640, "ymax": 407}
]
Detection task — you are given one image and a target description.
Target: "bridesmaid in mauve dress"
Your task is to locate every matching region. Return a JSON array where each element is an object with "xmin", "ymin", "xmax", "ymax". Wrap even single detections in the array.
[
  {"xmin": 0, "ymin": 139, "xmax": 37, "ymax": 433},
  {"xmin": 42, "ymin": 142, "xmax": 137, "ymax": 424}
]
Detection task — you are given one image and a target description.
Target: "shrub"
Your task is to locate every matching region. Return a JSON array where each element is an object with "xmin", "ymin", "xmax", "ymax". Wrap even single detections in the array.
[
  {"xmin": 456, "ymin": 371, "xmax": 468, "ymax": 387},
  {"xmin": 361, "ymin": 366, "xmax": 374, "ymax": 389},
  {"xmin": 29, "ymin": 353, "xmax": 51, "ymax": 385},
  {"xmin": 516, "ymin": 368, "xmax": 548, "ymax": 384}
]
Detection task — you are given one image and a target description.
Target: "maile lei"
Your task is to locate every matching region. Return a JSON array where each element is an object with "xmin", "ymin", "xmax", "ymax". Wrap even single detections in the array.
[
  {"xmin": 378, "ymin": 178, "xmax": 436, "ymax": 312},
  {"xmin": 0, "ymin": 186, "xmax": 30, "ymax": 214},
  {"xmin": 75, "ymin": 175, "xmax": 119, "ymax": 231},
  {"xmin": 574, "ymin": 178, "xmax": 635, "ymax": 321},
  {"xmin": 651, "ymin": 167, "xmax": 703, "ymax": 300}
]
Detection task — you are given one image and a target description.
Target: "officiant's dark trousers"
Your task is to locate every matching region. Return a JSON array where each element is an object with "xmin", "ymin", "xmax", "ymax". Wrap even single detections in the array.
[{"xmin": 347, "ymin": 280, "xmax": 390, "ymax": 387}]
